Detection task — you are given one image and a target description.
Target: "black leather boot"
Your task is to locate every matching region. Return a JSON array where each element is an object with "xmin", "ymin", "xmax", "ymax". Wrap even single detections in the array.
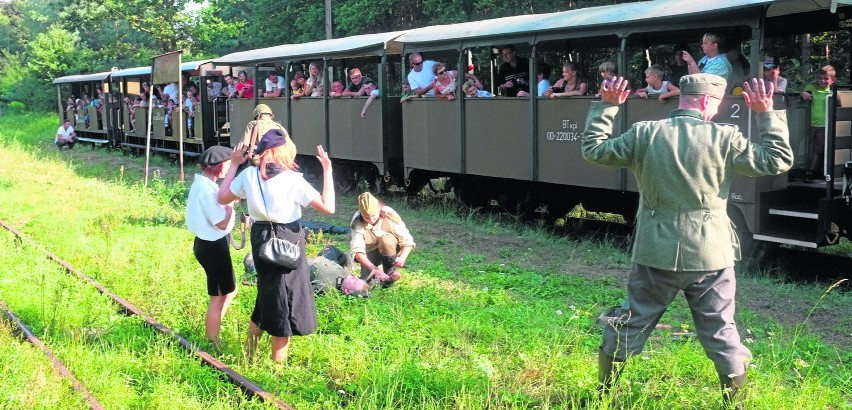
[
  {"xmin": 598, "ymin": 348, "xmax": 625, "ymax": 398},
  {"xmin": 719, "ymin": 371, "xmax": 747, "ymax": 410}
]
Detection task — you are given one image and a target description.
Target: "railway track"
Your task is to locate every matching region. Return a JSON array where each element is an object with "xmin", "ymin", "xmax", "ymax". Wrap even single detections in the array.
[
  {"xmin": 0, "ymin": 219, "xmax": 293, "ymax": 410},
  {"xmin": 0, "ymin": 300, "xmax": 105, "ymax": 410}
]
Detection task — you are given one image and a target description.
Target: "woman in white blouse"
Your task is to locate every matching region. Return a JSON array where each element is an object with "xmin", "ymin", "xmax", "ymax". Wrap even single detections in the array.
[{"xmin": 218, "ymin": 128, "xmax": 335, "ymax": 362}]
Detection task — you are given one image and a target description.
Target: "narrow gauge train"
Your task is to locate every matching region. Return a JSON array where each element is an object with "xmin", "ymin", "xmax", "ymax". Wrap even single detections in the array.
[
  {"xmin": 53, "ymin": 60, "xmax": 228, "ymax": 156},
  {"xmin": 55, "ymin": 0, "xmax": 852, "ymax": 257}
]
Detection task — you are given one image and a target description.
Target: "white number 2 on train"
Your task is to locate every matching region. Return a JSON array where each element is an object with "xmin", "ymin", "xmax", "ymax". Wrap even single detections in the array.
[{"xmin": 730, "ymin": 104, "xmax": 740, "ymax": 119}]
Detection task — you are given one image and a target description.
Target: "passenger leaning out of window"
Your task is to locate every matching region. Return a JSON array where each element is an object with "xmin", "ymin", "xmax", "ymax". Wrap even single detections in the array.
[
  {"xmin": 546, "ymin": 62, "xmax": 588, "ymax": 98},
  {"xmin": 342, "ymin": 68, "xmax": 375, "ymax": 97}
]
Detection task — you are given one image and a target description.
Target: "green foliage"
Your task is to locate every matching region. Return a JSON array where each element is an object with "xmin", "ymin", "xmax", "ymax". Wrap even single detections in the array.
[
  {"xmin": 0, "ymin": 111, "xmax": 850, "ymax": 408},
  {"xmin": 0, "ymin": 50, "xmax": 26, "ymax": 104},
  {"xmin": 27, "ymin": 25, "xmax": 91, "ymax": 78},
  {"xmin": 7, "ymin": 101, "xmax": 25, "ymax": 112},
  {"xmin": 0, "ymin": 5, "xmax": 23, "ymax": 55}
]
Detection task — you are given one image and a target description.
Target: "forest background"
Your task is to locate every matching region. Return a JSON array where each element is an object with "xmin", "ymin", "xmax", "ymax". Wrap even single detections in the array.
[{"xmin": 0, "ymin": 0, "xmax": 848, "ymax": 113}]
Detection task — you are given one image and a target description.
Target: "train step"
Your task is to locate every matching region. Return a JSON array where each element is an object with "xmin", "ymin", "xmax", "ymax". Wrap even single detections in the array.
[
  {"xmin": 77, "ymin": 137, "xmax": 110, "ymax": 145},
  {"xmin": 768, "ymin": 206, "xmax": 817, "ymax": 220},
  {"xmin": 753, "ymin": 229, "xmax": 819, "ymax": 249}
]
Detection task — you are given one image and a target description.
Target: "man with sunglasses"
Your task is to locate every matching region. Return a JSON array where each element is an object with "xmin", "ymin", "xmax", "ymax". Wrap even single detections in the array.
[{"xmin": 407, "ymin": 52, "xmax": 437, "ymax": 97}]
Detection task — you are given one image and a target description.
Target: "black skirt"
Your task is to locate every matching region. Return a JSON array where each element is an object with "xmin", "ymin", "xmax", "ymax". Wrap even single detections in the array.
[
  {"xmin": 250, "ymin": 221, "xmax": 318, "ymax": 337},
  {"xmin": 193, "ymin": 236, "xmax": 236, "ymax": 296}
]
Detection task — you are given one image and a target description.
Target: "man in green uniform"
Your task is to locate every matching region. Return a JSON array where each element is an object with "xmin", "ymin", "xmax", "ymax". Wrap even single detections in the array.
[
  {"xmin": 309, "ymin": 257, "xmax": 370, "ymax": 297},
  {"xmin": 242, "ymin": 103, "xmax": 288, "ymax": 148},
  {"xmin": 582, "ymin": 74, "xmax": 793, "ymax": 408}
]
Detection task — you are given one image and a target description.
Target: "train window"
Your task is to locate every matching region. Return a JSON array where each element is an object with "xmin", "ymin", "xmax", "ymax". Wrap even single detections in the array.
[{"xmin": 537, "ymin": 36, "xmax": 620, "ymax": 97}]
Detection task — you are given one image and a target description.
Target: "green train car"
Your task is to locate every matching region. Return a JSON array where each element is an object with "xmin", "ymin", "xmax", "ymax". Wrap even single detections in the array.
[{"xmin": 55, "ymin": 0, "xmax": 852, "ymax": 256}]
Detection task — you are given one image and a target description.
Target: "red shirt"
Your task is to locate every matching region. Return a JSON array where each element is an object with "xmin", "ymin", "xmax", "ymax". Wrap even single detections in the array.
[{"xmin": 236, "ymin": 80, "xmax": 254, "ymax": 98}]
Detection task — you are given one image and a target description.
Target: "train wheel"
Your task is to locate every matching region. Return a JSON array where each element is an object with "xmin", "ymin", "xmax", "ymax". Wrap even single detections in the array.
[
  {"xmin": 404, "ymin": 172, "xmax": 429, "ymax": 196},
  {"xmin": 496, "ymin": 188, "xmax": 537, "ymax": 220},
  {"xmin": 453, "ymin": 178, "xmax": 490, "ymax": 210},
  {"xmin": 354, "ymin": 165, "xmax": 382, "ymax": 194},
  {"xmin": 334, "ymin": 163, "xmax": 357, "ymax": 192}
]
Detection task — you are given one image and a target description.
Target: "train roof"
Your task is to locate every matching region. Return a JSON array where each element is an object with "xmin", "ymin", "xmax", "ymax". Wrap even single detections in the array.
[
  {"xmin": 110, "ymin": 60, "xmax": 211, "ymax": 78},
  {"xmin": 212, "ymin": 31, "xmax": 405, "ymax": 65},
  {"xmin": 52, "ymin": 71, "xmax": 115, "ymax": 85},
  {"xmin": 393, "ymin": 0, "xmax": 844, "ymax": 49}
]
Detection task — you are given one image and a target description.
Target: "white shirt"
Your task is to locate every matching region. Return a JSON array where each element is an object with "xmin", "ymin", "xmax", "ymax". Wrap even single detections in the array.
[
  {"xmin": 230, "ymin": 166, "xmax": 319, "ymax": 224},
  {"xmin": 775, "ymin": 77, "xmax": 788, "ymax": 93},
  {"xmin": 163, "ymin": 83, "xmax": 179, "ymax": 103},
  {"xmin": 186, "ymin": 174, "xmax": 234, "ymax": 241},
  {"xmin": 56, "ymin": 125, "xmax": 75, "ymax": 143},
  {"xmin": 211, "ymin": 82, "xmax": 223, "ymax": 97},
  {"xmin": 307, "ymin": 76, "xmax": 323, "ymax": 97},
  {"xmin": 407, "ymin": 60, "xmax": 437, "ymax": 96},
  {"xmin": 265, "ymin": 76, "xmax": 286, "ymax": 92}
]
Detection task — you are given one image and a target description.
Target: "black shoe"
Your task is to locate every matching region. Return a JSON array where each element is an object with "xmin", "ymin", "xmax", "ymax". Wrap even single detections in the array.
[{"xmin": 804, "ymin": 170, "xmax": 814, "ymax": 183}]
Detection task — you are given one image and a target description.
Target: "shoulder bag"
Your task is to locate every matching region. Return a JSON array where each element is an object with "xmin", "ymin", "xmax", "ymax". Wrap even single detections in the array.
[{"xmin": 256, "ymin": 169, "xmax": 301, "ymax": 270}]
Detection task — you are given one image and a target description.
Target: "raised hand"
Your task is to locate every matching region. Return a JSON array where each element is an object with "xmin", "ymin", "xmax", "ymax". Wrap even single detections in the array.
[
  {"xmin": 600, "ymin": 76, "xmax": 630, "ymax": 106},
  {"xmin": 681, "ymin": 51, "xmax": 695, "ymax": 66},
  {"xmin": 742, "ymin": 78, "xmax": 774, "ymax": 113},
  {"xmin": 231, "ymin": 142, "xmax": 252, "ymax": 165},
  {"xmin": 316, "ymin": 145, "xmax": 332, "ymax": 169}
]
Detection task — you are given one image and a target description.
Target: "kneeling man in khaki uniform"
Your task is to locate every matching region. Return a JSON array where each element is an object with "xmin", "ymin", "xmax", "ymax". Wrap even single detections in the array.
[{"xmin": 350, "ymin": 192, "xmax": 415, "ymax": 286}]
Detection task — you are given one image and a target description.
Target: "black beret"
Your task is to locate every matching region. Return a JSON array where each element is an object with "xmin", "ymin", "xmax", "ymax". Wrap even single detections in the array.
[{"xmin": 199, "ymin": 145, "xmax": 232, "ymax": 167}]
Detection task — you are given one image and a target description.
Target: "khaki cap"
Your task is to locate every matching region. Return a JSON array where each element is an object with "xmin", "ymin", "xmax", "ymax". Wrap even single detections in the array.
[
  {"xmin": 252, "ymin": 103, "xmax": 273, "ymax": 119},
  {"xmin": 679, "ymin": 73, "xmax": 727, "ymax": 99},
  {"xmin": 358, "ymin": 192, "xmax": 380, "ymax": 216}
]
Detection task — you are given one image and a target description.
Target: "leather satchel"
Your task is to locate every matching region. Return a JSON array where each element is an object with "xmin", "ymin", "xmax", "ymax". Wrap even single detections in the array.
[
  {"xmin": 255, "ymin": 169, "xmax": 301, "ymax": 270},
  {"xmin": 258, "ymin": 232, "xmax": 300, "ymax": 270}
]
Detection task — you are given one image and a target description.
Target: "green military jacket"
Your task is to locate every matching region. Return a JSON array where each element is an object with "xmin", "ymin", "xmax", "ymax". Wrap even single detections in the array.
[
  {"xmin": 582, "ymin": 102, "xmax": 793, "ymax": 271},
  {"xmin": 308, "ymin": 257, "xmax": 349, "ymax": 294}
]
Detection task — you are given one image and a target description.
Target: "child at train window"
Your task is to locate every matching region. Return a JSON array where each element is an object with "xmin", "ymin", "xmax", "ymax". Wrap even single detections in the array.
[
  {"xmin": 595, "ymin": 61, "xmax": 617, "ymax": 97},
  {"xmin": 185, "ymin": 145, "xmax": 237, "ymax": 350},
  {"xmin": 400, "ymin": 81, "xmax": 418, "ymax": 103},
  {"xmin": 330, "ymin": 80, "xmax": 345, "ymax": 98},
  {"xmin": 130, "ymin": 97, "xmax": 142, "ymax": 132},
  {"xmin": 184, "ymin": 90, "xmax": 196, "ymax": 138},
  {"xmin": 634, "ymin": 65, "xmax": 680, "ymax": 103},
  {"xmin": 79, "ymin": 99, "xmax": 90, "ymax": 128},
  {"xmin": 164, "ymin": 99, "xmax": 176, "ymax": 135},
  {"xmin": 360, "ymin": 80, "xmax": 380, "ymax": 119},
  {"xmin": 800, "ymin": 65, "xmax": 840, "ymax": 182},
  {"xmin": 462, "ymin": 79, "xmax": 494, "ymax": 98},
  {"xmin": 290, "ymin": 71, "xmax": 305, "ymax": 97}
]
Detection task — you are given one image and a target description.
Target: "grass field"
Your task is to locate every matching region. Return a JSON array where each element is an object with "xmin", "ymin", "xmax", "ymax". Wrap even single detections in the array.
[{"xmin": 0, "ymin": 112, "xmax": 849, "ymax": 409}]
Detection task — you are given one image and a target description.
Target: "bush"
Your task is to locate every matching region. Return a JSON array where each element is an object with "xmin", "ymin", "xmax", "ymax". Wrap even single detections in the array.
[
  {"xmin": 5, "ymin": 76, "xmax": 55, "ymax": 113},
  {"xmin": 7, "ymin": 101, "xmax": 25, "ymax": 113}
]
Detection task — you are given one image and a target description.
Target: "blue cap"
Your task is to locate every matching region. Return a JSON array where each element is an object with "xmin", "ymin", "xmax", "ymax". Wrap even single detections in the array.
[{"xmin": 256, "ymin": 129, "xmax": 287, "ymax": 154}]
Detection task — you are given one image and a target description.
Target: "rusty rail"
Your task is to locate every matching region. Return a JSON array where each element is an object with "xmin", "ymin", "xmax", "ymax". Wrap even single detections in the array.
[
  {"xmin": 0, "ymin": 219, "xmax": 293, "ymax": 410},
  {"xmin": 0, "ymin": 300, "xmax": 105, "ymax": 410}
]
